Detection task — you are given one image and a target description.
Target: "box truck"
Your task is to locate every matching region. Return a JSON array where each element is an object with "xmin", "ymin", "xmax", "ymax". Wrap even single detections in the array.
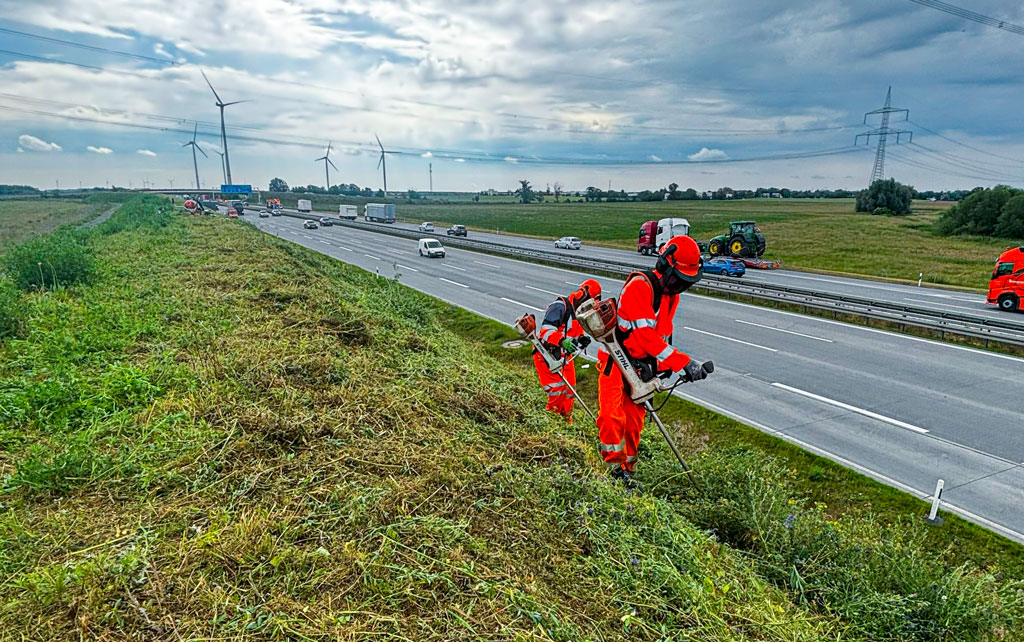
[
  {"xmin": 365, "ymin": 203, "xmax": 396, "ymax": 223},
  {"xmin": 297, "ymin": 199, "xmax": 312, "ymax": 213},
  {"xmin": 338, "ymin": 205, "xmax": 357, "ymax": 220}
]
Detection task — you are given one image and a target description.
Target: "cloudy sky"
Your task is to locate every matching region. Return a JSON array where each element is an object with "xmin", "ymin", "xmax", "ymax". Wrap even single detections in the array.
[{"xmin": 1, "ymin": 0, "xmax": 1022, "ymax": 192}]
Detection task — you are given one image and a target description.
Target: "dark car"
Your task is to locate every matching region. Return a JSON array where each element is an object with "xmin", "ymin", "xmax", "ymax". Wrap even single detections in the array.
[
  {"xmin": 704, "ymin": 257, "xmax": 746, "ymax": 277},
  {"xmin": 232, "ymin": 201, "xmax": 245, "ymax": 215},
  {"xmin": 319, "ymin": 217, "xmax": 334, "ymax": 227},
  {"xmin": 303, "ymin": 220, "xmax": 319, "ymax": 229},
  {"xmin": 447, "ymin": 224, "xmax": 467, "ymax": 237}
]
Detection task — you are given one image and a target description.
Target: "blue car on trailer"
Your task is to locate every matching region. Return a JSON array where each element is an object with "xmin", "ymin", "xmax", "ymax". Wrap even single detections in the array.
[{"xmin": 704, "ymin": 257, "xmax": 746, "ymax": 277}]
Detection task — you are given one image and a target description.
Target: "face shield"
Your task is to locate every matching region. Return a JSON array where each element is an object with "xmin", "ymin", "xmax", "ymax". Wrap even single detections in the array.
[{"xmin": 661, "ymin": 260, "xmax": 703, "ymax": 295}]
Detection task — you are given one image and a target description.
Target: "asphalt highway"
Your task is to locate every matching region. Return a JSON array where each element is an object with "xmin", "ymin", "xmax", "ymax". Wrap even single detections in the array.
[
  {"xmin": 241, "ymin": 212, "xmax": 1024, "ymax": 543},
  {"xmin": 392, "ymin": 220, "xmax": 1011, "ymax": 320}
]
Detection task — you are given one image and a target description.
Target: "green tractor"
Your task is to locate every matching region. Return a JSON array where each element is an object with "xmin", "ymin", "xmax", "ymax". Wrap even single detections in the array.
[{"xmin": 707, "ymin": 221, "xmax": 766, "ymax": 258}]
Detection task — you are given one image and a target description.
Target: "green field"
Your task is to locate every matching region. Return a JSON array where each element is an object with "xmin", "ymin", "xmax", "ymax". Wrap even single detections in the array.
[
  {"xmin": 392, "ymin": 198, "xmax": 1009, "ymax": 290},
  {"xmin": 1, "ymin": 199, "xmax": 1020, "ymax": 639},
  {"xmin": 0, "ymin": 200, "xmax": 100, "ymax": 248}
]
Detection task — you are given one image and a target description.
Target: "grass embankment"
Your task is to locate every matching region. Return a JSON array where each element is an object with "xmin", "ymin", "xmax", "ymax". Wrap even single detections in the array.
[
  {"xmin": 0, "ymin": 200, "xmax": 111, "ymax": 248},
  {"xmin": 1, "ymin": 199, "xmax": 1021, "ymax": 639},
  {"xmin": 396, "ymin": 199, "xmax": 1008, "ymax": 290}
]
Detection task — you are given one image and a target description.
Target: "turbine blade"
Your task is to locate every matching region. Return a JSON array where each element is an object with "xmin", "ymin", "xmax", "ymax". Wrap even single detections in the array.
[
  {"xmin": 193, "ymin": 123, "xmax": 198, "ymax": 142},
  {"xmin": 328, "ymin": 158, "xmax": 338, "ymax": 170},
  {"xmin": 377, "ymin": 154, "xmax": 383, "ymax": 170},
  {"xmin": 182, "ymin": 142, "xmax": 190, "ymax": 147},
  {"xmin": 315, "ymin": 156, "xmax": 327, "ymax": 161},
  {"xmin": 375, "ymin": 134, "xmax": 383, "ymax": 151},
  {"xmin": 196, "ymin": 143, "xmax": 208, "ymax": 158},
  {"xmin": 200, "ymin": 69, "xmax": 222, "ymax": 104},
  {"xmin": 221, "ymin": 100, "xmax": 249, "ymax": 107}
]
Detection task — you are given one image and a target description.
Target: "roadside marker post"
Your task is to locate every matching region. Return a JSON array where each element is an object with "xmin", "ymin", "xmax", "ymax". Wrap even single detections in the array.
[
  {"xmin": 926, "ymin": 478, "xmax": 945, "ymax": 524},
  {"xmin": 918, "ymin": 272, "xmax": 923, "ymax": 287}
]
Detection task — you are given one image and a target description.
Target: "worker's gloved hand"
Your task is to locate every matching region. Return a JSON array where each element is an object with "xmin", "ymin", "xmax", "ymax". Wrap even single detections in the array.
[
  {"xmin": 683, "ymin": 359, "xmax": 708, "ymax": 382},
  {"xmin": 560, "ymin": 338, "xmax": 578, "ymax": 353},
  {"xmin": 576, "ymin": 335, "xmax": 592, "ymax": 350}
]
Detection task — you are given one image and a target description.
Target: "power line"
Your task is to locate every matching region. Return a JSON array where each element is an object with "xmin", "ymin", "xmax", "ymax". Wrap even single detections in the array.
[
  {"xmin": 906, "ymin": 142, "xmax": 1022, "ymax": 180},
  {"xmin": 0, "ymin": 102, "xmax": 866, "ymax": 167},
  {"xmin": 906, "ymin": 0, "xmax": 1024, "ymax": 36},
  {"xmin": 887, "ymin": 148, "xmax": 1018, "ymax": 183},
  {"xmin": 0, "ymin": 48, "xmax": 858, "ymax": 140},
  {"xmin": 909, "ymin": 119, "xmax": 1024, "ymax": 165},
  {"xmin": 0, "ymin": 27, "xmax": 177, "ymax": 65}
]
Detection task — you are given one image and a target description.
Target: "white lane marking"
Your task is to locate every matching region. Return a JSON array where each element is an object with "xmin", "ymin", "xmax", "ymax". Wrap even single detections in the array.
[
  {"xmin": 910, "ymin": 291, "xmax": 985, "ymax": 303},
  {"xmin": 734, "ymin": 319, "xmax": 834, "ymax": 343},
  {"xmin": 474, "ymin": 260, "xmax": 500, "ymax": 268},
  {"xmin": 694, "ymin": 295, "xmax": 1024, "ymax": 364},
  {"xmin": 335, "ymin": 245, "xmax": 353, "ymax": 251},
  {"xmin": 903, "ymin": 297, "xmax": 994, "ymax": 314},
  {"xmin": 395, "ymin": 264, "xmax": 419, "ymax": 272},
  {"xmin": 439, "ymin": 277, "xmax": 469, "ymax": 288},
  {"xmin": 683, "ymin": 326, "xmax": 777, "ymax": 352},
  {"xmin": 444, "ymin": 264, "xmax": 467, "ymax": 271},
  {"xmin": 319, "ymin": 240, "xmax": 332, "ymax": 245},
  {"xmin": 770, "ymin": 382, "xmax": 929, "ymax": 434},
  {"xmin": 363, "ymin": 253, "xmax": 382, "ymax": 260},
  {"xmin": 526, "ymin": 285, "xmax": 562, "ymax": 296},
  {"xmin": 501, "ymin": 297, "xmax": 544, "ymax": 311}
]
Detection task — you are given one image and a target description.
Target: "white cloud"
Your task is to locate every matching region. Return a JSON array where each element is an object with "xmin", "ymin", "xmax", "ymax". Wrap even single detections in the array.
[
  {"xmin": 87, "ymin": 145, "xmax": 113, "ymax": 154},
  {"xmin": 454, "ymin": 158, "xmax": 466, "ymax": 162},
  {"xmin": 153, "ymin": 43, "xmax": 173, "ymax": 59},
  {"xmin": 688, "ymin": 147, "xmax": 728, "ymax": 161},
  {"xmin": 421, "ymin": 151, "xmax": 433, "ymax": 157},
  {"xmin": 136, "ymin": 149, "xmax": 157, "ymax": 157},
  {"xmin": 649, "ymin": 154, "xmax": 662, "ymax": 162},
  {"xmin": 503, "ymin": 156, "xmax": 518, "ymax": 163},
  {"xmin": 17, "ymin": 147, "xmax": 24, "ymax": 153},
  {"xmin": 18, "ymin": 134, "xmax": 62, "ymax": 152},
  {"xmin": 174, "ymin": 41, "xmax": 206, "ymax": 58}
]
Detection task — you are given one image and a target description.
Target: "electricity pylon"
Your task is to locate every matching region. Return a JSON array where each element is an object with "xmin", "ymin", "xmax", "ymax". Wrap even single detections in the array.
[{"xmin": 856, "ymin": 86, "xmax": 912, "ymax": 185}]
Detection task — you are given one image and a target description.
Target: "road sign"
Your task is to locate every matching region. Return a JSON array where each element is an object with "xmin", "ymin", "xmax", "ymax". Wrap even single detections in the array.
[{"xmin": 221, "ymin": 184, "xmax": 252, "ymax": 194}]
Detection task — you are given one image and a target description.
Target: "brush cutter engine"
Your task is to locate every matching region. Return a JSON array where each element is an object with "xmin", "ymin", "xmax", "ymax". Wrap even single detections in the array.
[
  {"xmin": 514, "ymin": 313, "xmax": 564, "ymax": 372},
  {"xmin": 575, "ymin": 298, "xmax": 662, "ymax": 403}
]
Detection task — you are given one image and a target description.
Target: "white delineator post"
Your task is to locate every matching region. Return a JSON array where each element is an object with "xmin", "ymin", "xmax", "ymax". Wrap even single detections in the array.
[
  {"xmin": 926, "ymin": 479, "xmax": 945, "ymax": 524},
  {"xmin": 918, "ymin": 272, "xmax": 923, "ymax": 287}
]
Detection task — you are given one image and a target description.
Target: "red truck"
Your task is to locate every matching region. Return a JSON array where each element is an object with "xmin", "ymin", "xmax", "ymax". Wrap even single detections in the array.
[
  {"xmin": 637, "ymin": 218, "xmax": 690, "ymax": 255},
  {"xmin": 988, "ymin": 246, "xmax": 1024, "ymax": 312}
]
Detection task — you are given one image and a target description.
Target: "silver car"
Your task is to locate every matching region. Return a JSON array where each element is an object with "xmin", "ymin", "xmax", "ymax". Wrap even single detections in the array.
[{"xmin": 554, "ymin": 236, "xmax": 582, "ymax": 250}]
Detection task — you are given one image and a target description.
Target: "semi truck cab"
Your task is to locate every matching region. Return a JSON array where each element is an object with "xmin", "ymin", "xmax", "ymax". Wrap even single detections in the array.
[{"xmin": 988, "ymin": 246, "xmax": 1024, "ymax": 312}]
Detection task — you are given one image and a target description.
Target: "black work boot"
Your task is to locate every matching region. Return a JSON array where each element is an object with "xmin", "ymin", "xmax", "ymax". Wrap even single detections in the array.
[{"xmin": 611, "ymin": 467, "xmax": 640, "ymax": 491}]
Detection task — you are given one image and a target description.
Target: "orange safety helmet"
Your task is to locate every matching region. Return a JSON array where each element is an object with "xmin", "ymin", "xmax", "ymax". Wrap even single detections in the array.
[
  {"xmin": 655, "ymin": 235, "xmax": 703, "ymax": 293},
  {"xmin": 568, "ymin": 278, "xmax": 602, "ymax": 309}
]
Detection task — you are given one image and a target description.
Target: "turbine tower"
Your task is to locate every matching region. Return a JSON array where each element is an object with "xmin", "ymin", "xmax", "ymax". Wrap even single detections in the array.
[
  {"xmin": 212, "ymin": 149, "xmax": 227, "ymax": 184},
  {"xmin": 201, "ymin": 70, "xmax": 247, "ymax": 185},
  {"xmin": 375, "ymin": 134, "xmax": 393, "ymax": 196},
  {"xmin": 182, "ymin": 124, "xmax": 207, "ymax": 191},
  {"xmin": 856, "ymin": 86, "xmax": 912, "ymax": 186},
  {"xmin": 315, "ymin": 141, "xmax": 338, "ymax": 189}
]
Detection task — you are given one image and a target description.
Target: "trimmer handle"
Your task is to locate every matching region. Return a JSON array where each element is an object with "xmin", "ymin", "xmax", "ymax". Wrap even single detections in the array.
[{"xmin": 702, "ymin": 360, "xmax": 714, "ymax": 374}]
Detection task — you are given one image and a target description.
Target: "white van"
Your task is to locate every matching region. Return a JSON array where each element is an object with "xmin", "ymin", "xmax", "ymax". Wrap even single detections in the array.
[
  {"xmin": 418, "ymin": 238, "xmax": 445, "ymax": 258},
  {"xmin": 338, "ymin": 205, "xmax": 357, "ymax": 220}
]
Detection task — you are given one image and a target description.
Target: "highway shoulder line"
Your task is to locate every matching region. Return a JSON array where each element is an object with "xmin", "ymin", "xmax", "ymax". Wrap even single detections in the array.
[
  {"xmin": 501, "ymin": 297, "xmax": 544, "ymax": 312},
  {"xmin": 735, "ymin": 319, "xmax": 834, "ymax": 343},
  {"xmin": 439, "ymin": 277, "xmax": 469, "ymax": 288}
]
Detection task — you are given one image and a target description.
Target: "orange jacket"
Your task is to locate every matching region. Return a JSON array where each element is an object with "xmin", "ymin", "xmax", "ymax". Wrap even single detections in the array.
[{"xmin": 611, "ymin": 271, "xmax": 691, "ymax": 374}]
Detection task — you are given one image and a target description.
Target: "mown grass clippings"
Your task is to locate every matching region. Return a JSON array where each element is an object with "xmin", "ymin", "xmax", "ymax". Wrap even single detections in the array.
[{"xmin": 0, "ymin": 202, "xmax": 1020, "ymax": 641}]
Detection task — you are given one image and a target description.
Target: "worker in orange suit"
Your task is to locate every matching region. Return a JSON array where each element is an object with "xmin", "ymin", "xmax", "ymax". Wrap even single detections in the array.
[
  {"xmin": 596, "ymin": 236, "xmax": 708, "ymax": 487},
  {"xmin": 533, "ymin": 279, "xmax": 602, "ymax": 420}
]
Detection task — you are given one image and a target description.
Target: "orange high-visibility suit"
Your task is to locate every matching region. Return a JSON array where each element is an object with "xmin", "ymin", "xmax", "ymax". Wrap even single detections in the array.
[
  {"xmin": 533, "ymin": 296, "xmax": 584, "ymax": 418},
  {"xmin": 596, "ymin": 271, "xmax": 693, "ymax": 471}
]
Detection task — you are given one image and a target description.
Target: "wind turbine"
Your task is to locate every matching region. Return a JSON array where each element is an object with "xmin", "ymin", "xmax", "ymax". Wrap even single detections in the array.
[
  {"xmin": 211, "ymin": 148, "xmax": 227, "ymax": 184},
  {"xmin": 375, "ymin": 134, "xmax": 394, "ymax": 196},
  {"xmin": 315, "ymin": 141, "xmax": 338, "ymax": 189},
  {"xmin": 182, "ymin": 124, "xmax": 207, "ymax": 190},
  {"xmin": 201, "ymin": 69, "xmax": 247, "ymax": 185}
]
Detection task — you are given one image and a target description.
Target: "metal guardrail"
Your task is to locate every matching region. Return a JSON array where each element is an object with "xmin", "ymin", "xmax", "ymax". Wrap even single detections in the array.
[{"xmin": 261, "ymin": 209, "xmax": 1024, "ymax": 348}]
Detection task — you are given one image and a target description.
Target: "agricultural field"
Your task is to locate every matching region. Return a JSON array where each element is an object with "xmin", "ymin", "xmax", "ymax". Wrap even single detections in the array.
[
  {"xmin": 0, "ymin": 197, "xmax": 1020, "ymax": 639},
  {"xmin": 396, "ymin": 198, "xmax": 1009, "ymax": 290},
  {"xmin": 0, "ymin": 199, "xmax": 103, "ymax": 248}
]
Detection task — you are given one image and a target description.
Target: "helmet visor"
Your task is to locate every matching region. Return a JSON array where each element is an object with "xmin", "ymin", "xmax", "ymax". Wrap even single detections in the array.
[{"xmin": 663, "ymin": 261, "xmax": 703, "ymax": 294}]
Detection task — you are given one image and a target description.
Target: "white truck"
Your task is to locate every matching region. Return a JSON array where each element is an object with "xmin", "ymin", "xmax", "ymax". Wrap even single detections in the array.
[
  {"xmin": 297, "ymin": 199, "xmax": 312, "ymax": 213},
  {"xmin": 338, "ymin": 205, "xmax": 357, "ymax": 220},
  {"xmin": 365, "ymin": 202, "xmax": 396, "ymax": 223}
]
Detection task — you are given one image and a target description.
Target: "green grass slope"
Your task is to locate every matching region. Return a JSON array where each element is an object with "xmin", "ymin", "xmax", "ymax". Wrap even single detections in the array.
[{"xmin": 0, "ymin": 199, "xmax": 1020, "ymax": 640}]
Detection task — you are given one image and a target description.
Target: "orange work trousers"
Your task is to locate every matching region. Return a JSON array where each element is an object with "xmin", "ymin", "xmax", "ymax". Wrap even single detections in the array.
[
  {"xmin": 533, "ymin": 352, "xmax": 576, "ymax": 420},
  {"xmin": 596, "ymin": 355, "xmax": 646, "ymax": 471}
]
